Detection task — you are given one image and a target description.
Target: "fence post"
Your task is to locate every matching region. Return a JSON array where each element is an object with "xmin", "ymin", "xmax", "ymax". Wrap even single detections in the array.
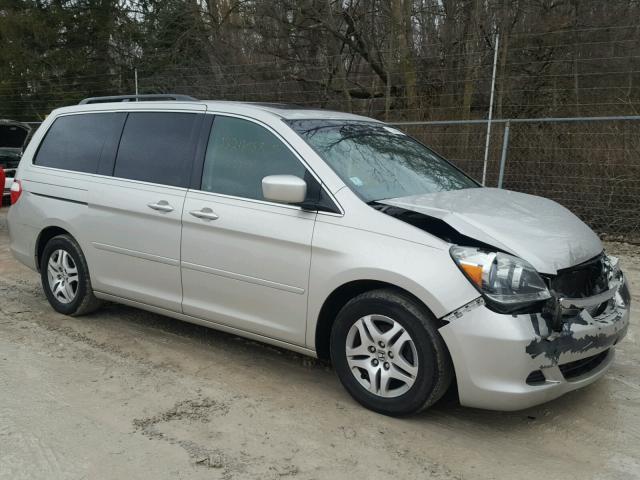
[
  {"xmin": 481, "ymin": 33, "xmax": 500, "ymax": 186},
  {"xmin": 497, "ymin": 120, "xmax": 510, "ymax": 188}
]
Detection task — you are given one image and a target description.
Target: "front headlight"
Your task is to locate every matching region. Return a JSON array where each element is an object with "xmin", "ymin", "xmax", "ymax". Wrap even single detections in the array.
[{"xmin": 450, "ymin": 246, "xmax": 551, "ymax": 312}]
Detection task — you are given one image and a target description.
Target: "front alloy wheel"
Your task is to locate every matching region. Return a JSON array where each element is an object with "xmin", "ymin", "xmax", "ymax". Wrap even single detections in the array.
[
  {"xmin": 330, "ymin": 289, "xmax": 453, "ymax": 416},
  {"xmin": 345, "ymin": 315, "xmax": 419, "ymax": 398}
]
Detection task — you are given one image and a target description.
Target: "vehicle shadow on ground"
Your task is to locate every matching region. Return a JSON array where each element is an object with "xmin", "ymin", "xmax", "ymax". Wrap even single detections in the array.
[{"xmin": 92, "ymin": 300, "xmax": 599, "ymax": 431}]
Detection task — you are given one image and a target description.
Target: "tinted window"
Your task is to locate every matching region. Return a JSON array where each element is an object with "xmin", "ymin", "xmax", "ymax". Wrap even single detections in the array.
[
  {"xmin": 114, "ymin": 112, "xmax": 200, "ymax": 187},
  {"xmin": 35, "ymin": 113, "xmax": 125, "ymax": 173},
  {"xmin": 201, "ymin": 116, "xmax": 305, "ymax": 200}
]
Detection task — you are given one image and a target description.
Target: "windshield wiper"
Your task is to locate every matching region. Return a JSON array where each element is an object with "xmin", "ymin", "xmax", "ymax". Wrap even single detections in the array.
[{"xmin": 366, "ymin": 200, "xmax": 388, "ymax": 211}]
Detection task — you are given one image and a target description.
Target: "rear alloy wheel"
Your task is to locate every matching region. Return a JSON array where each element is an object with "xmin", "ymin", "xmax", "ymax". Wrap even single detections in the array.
[
  {"xmin": 40, "ymin": 234, "xmax": 102, "ymax": 316},
  {"xmin": 330, "ymin": 289, "xmax": 453, "ymax": 416},
  {"xmin": 46, "ymin": 249, "xmax": 79, "ymax": 304}
]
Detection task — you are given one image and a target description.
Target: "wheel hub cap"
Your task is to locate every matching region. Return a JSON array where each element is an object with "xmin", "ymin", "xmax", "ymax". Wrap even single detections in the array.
[
  {"xmin": 345, "ymin": 314, "xmax": 419, "ymax": 398},
  {"xmin": 46, "ymin": 249, "xmax": 79, "ymax": 304}
]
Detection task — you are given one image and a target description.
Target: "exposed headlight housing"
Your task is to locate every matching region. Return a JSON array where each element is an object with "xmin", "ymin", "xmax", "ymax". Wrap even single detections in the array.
[{"xmin": 450, "ymin": 246, "xmax": 551, "ymax": 313}]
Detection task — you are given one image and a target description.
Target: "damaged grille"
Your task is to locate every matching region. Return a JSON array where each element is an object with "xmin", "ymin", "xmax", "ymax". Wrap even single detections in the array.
[
  {"xmin": 547, "ymin": 254, "xmax": 609, "ymax": 299},
  {"xmin": 542, "ymin": 253, "xmax": 614, "ymax": 330}
]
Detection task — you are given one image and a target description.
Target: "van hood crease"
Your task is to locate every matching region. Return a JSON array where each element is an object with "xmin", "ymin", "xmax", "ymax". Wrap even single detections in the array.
[{"xmin": 379, "ymin": 187, "xmax": 603, "ymax": 274}]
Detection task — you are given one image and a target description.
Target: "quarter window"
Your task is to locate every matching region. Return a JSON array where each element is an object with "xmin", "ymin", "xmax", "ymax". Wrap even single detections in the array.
[
  {"xmin": 34, "ymin": 113, "xmax": 125, "ymax": 173},
  {"xmin": 113, "ymin": 112, "xmax": 200, "ymax": 187},
  {"xmin": 201, "ymin": 116, "xmax": 306, "ymax": 200}
]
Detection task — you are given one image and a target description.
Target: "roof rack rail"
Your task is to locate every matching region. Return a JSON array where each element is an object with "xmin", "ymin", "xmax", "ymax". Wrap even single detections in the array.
[{"xmin": 79, "ymin": 94, "xmax": 197, "ymax": 105}]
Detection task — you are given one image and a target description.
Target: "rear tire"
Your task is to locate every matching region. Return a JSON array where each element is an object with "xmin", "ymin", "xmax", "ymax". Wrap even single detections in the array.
[
  {"xmin": 40, "ymin": 234, "xmax": 102, "ymax": 316},
  {"xmin": 330, "ymin": 289, "xmax": 453, "ymax": 416}
]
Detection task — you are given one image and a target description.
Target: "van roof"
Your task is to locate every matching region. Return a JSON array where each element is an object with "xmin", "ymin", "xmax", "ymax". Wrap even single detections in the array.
[
  {"xmin": 55, "ymin": 99, "xmax": 380, "ymax": 123},
  {"xmin": 204, "ymin": 101, "xmax": 379, "ymax": 122}
]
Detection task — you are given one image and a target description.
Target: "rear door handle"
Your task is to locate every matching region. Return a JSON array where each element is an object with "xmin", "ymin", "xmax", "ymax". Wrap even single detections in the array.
[
  {"xmin": 189, "ymin": 208, "xmax": 219, "ymax": 221},
  {"xmin": 147, "ymin": 200, "xmax": 174, "ymax": 213}
]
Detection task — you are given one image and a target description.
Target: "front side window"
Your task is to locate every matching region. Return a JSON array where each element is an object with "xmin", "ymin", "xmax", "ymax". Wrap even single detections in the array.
[
  {"xmin": 288, "ymin": 120, "xmax": 479, "ymax": 203},
  {"xmin": 113, "ymin": 112, "xmax": 200, "ymax": 187},
  {"xmin": 201, "ymin": 116, "xmax": 306, "ymax": 201},
  {"xmin": 34, "ymin": 113, "xmax": 125, "ymax": 173}
]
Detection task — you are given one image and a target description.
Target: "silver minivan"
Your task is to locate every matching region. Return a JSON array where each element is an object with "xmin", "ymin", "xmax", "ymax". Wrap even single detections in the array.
[{"xmin": 7, "ymin": 95, "xmax": 630, "ymax": 415}]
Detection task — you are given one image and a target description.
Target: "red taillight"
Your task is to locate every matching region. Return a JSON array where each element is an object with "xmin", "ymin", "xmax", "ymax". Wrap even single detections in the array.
[{"xmin": 10, "ymin": 179, "xmax": 22, "ymax": 205}]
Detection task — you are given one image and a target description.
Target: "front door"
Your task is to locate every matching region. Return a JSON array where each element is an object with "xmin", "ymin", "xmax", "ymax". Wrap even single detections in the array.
[{"xmin": 180, "ymin": 114, "xmax": 316, "ymax": 345}]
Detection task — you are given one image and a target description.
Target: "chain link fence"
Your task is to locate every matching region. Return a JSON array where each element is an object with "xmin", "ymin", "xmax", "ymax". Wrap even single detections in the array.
[{"xmin": 393, "ymin": 116, "xmax": 640, "ymax": 242}]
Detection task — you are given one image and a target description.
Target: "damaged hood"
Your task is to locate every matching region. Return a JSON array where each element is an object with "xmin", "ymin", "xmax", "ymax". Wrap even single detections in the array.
[{"xmin": 380, "ymin": 188, "xmax": 602, "ymax": 274}]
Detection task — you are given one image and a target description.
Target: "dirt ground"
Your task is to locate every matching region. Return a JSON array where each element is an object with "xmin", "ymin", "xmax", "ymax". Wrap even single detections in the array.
[{"xmin": 0, "ymin": 207, "xmax": 638, "ymax": 480}]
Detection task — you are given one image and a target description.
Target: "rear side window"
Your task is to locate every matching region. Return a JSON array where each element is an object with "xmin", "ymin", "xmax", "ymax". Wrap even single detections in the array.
[
  {"xmin": 113, "ymin": 112, "xmax": 200, "ymax": 187},
  {"xmin": 34, "ymin": 113, "xmax": 125, "ymax": 173},
  {"xmin": 201, "ymin": 116, "xmax": 306, "ymax": 200}
]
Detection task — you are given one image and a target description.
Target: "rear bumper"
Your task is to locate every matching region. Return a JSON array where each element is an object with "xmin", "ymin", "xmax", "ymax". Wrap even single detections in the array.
[
  {"xmin": 440, "ymin": 278, "xmax": 630, "ymax": 411},
  {"xmin": 7, "ymin": 204, "xmax": 38, "ymax": 270}
]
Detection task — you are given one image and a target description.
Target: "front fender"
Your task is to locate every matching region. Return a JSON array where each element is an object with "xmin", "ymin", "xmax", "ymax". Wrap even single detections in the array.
[{"xmin": 306, "ymin": 219, "xmax": 479, "ymax": 348}]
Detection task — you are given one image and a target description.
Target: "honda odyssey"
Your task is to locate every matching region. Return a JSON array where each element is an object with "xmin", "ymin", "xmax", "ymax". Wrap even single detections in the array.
[{"xmin": 7, "ymin": 95, "xmax": 630, "ymax": 415}]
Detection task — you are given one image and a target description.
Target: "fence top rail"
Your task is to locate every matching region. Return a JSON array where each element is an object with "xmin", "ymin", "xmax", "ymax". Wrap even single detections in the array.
[{"xmin": 390, "ymin": 115, "xmax": 640, "ymax": 126}]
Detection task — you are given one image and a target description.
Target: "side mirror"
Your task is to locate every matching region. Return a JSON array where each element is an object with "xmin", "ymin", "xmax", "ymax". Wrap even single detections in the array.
[{"xmin": 262, "ymin": 175, "xmax": 307, "ymax": 204}]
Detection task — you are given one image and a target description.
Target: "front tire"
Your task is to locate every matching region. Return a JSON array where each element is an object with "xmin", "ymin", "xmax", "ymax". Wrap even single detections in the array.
[
  {"xmin": 40, "ymin": 234, "xmax": 102, "ymax": 316},
  {"xmin": 330, "ymin": 289, "xmax": 453, "ymax": 416}
]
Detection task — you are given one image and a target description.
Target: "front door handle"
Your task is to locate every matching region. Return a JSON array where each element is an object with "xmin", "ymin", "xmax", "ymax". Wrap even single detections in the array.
[
  {"xmin": 148, "ymin": 200, "xmax": 174, "ymax": 212},
  {"xmin": 189, "ymin": 208, "xmax": 219, "ymax": 221}
]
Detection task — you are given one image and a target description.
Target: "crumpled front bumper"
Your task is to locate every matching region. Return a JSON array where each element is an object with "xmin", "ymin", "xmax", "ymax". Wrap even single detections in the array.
[{"xmin": 439, "ymin": 277, "xmax": 630, "ymax": 411}]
